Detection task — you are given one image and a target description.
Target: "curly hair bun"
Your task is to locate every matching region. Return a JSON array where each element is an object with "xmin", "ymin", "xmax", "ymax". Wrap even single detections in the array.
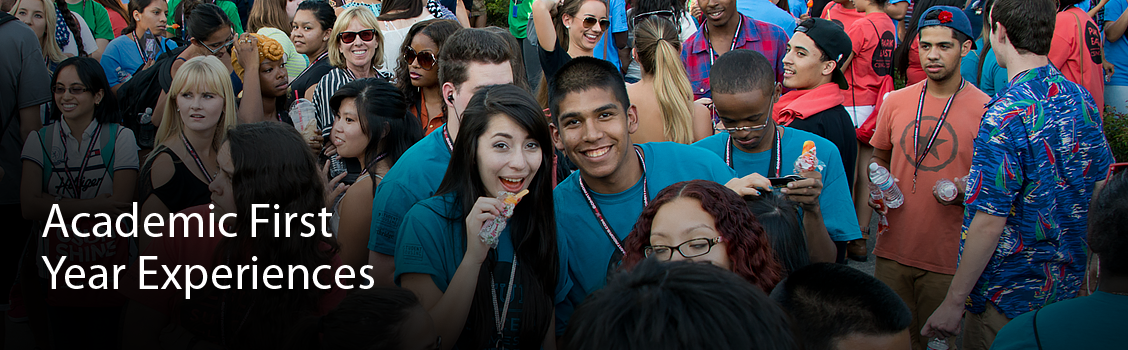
[{"xmin": 232, "ymin": 33, "xmax": 286, "ymax": 78}]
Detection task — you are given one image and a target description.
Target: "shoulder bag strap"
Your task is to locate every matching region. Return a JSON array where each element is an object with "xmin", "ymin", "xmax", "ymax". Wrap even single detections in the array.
[{"xmin": 1032, "ymin": 307, "xmax": 1044, "ymax": 350}]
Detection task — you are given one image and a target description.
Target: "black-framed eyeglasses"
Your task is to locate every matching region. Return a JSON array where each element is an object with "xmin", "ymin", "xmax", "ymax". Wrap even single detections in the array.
[
  {"xmin": 712, "ymin": 83, "xmax": 778, "ymax": 133},
  {"xmin": 582, "ymin": 16, "xmax": 611, "ymax": 31},
  {"xmin": 631, "ymin": 9, "xmax": 674, "ymax": 28},
  {"xmin": 338, "ymin": 29, "xmax": 376, "ymax": 44},
  {"xmin": 53, "ymin": 85, "xmax": 89, "ymax": 95},
  {"xmin": 644, "ymin": 237, "xmax": 725, "ymax": 261},
  {"xmin": 404, "ymin": 46, "xmax": 436, "ymax": 70},
  {"xmin": 202, "ymin": 33, "xmax": 235, "ymax": 56}
]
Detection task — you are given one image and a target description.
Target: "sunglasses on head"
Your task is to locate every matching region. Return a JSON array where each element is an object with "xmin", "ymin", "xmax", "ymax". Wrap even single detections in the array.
[
  {"xmin": 631, "ymin": 10, "xmax": 674, "ymax": 28},
  {"xmin": 1109, "ymin": 162, "xmax": 1128, "ymax": 180},
  {"xmin": 338, "ymin": 29, "xmax": 377, "ymax": 44},
  {"xmin": 581, "ymin": 16, "xmax": 611, "ymax": 31},
  {"xmin": 403, "ymin": 46, "xmax": 436, "ymax": 70}
]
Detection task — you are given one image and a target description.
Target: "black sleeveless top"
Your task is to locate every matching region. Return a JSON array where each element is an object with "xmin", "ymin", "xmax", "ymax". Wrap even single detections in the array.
[{"xmin": 145, "ymin": 147, "xmax": 211, "ymax": 213}]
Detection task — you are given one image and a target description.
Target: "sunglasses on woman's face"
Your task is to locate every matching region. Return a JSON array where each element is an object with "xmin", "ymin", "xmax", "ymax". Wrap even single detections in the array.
[
  {"xmin": 338, "ymin": 29, "xmax": 376, "ymax": 44},
  {"xmin": 404, "ymin": 46, "xmax": 436, "ymax": 70},
  {"xmin": 581, "ymin": 16, "xmax": 611, "ymax": 31}
]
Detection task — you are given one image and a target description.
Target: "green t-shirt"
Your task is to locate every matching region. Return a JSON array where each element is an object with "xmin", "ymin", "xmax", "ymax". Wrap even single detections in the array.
[
  {"xmin": 67, "ymin": 0, "xmax": 113, "ymax": 40},
  {"xmin": 508, "ymin": 0, "xmax": 532, "ymax": 39},
  {"xmin": 165, "ymin": 0, "xmax": 244, "ymax": 37}
]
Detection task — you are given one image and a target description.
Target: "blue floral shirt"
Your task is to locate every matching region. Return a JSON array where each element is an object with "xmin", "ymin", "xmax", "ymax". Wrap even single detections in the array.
[{"xmin": 961, "ymin": 64, "xmax": 1113, "ymax": 318}]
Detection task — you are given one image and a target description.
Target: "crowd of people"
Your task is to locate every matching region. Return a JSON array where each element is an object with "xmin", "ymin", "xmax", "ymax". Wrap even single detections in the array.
[{"xmin": 0, "ymin": 0, "xmax": 1124, "ymax": 348}]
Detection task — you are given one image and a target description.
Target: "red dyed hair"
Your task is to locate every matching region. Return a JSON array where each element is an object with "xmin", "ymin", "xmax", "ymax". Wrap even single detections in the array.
[{"xmin": 621, "ymin": 180, "xmax": 783, "ymax": 292}]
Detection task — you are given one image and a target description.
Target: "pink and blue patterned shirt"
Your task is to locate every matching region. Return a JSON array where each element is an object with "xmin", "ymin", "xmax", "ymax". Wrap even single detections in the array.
[{"xmin": 681, "ymin": 14, "xmax": 788, "ymax": 101}]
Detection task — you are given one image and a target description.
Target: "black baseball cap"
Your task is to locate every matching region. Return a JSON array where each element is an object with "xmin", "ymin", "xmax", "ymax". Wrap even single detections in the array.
[{"xmin": 794, "ymin": 18, "xmax": 852, "ymax": 90}]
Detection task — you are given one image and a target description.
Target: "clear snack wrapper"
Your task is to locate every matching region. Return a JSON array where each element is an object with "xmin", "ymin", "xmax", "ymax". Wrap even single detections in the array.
[
  {"xmin": 479, "ymin": 189, "xmax": 529, "ymax": 248},
  {"xmin": 793, "ymin": 140, "xmax": 825, "ymax": 173},
  {"xmin": 289, "ymin": 99, "xmax": 320, "ymax": 141}
]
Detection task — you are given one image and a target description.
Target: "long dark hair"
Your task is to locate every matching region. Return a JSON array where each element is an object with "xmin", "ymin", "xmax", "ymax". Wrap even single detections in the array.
[
  {"xmin": 211, "ymin": 122, "xmax": 339, "ymax": 348},
  {"xmin": 51, "ymin": 57, "xmax": 121, "ymax": 124},
  {"xmin": 976, "ymin": 0, "xmax": 995, "ymax": 86},
  {"xmin": 329, "ymin": 78, "xmax": 422, "ymax": 189},
  {"xmin": 395, "ymin": 19, "xmax": 461, "ymax": 111},
  {"xmin": 621, "ymin": 180, "xmax": 783, "ymax": 292},
  {"xmin": 434, "ymin": 84, "xmax": 558, "ymax": 349},
  {"xmin": 376, "ymin": 0, "xmax": 424, "ymax": 21},
  {"xmin": 893, "ymin": 0, "xmax": 965, "ymax": 79},
  {"xmin": 285, "ymin": 288, "xmax": 426, "ymax": 350},
  {"xmin": 121, "ymin": 0, "xmax": 154, "ymax": 35},
  {"xmin": 746, "ymin": 192, "xmax": 809, "ymax": 275},
  {"xmin": 54, "ymin": 0, "xmax": 85, "ymax": 55}
]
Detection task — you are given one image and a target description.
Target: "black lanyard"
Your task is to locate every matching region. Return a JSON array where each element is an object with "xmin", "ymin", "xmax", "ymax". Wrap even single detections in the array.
[
  {"xmin": 489, "ymin": 253, "xmax": 518, "ymax": 349},
  {"xmin": 58, "ymin": 123, "xmax": 102, "ymax": 198},
  {"xmin": 726, "ymin": 127, "xmax": 783, "ymax": 177},
  {"xmin": 441, "ymin": 125, "xmax": 453, "ymax": 152},
  {"xmin": 181, "ymin": 132, "xmax": 214, "ymax": 183},
  {"xmin": 578, "ymin": 146, "xmax": 648, "ymax": 255},
  {"xmin": 912, "ymin": 79, "xmax": 965, "ymax": 192}
]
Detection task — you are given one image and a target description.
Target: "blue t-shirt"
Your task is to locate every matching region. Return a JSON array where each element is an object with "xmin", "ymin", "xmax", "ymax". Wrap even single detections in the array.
[
  {"xmin": 369, "ymin": 125, "xmax": 452, "ymax": 255},
  {"xmin": 394, "ymin": 193, "xmax": 571, "ymax": 348},
  {"xmin": 789, "ymin": 0, "xmax": 808, "ymax": 18},
  {"xmin": 1105, "ymin": 0, "xmax": 1128, "ymax": 86},
  {"xmin": 990, "ymin": 292, "xmax": 1128, "ymax": 350},
  {"xmin": 553, "ymin": 142, "xmax": 736, "ymax": 334},
  {"xmin": 962, "ymin": 39, "xmax": 1009, "ymax": 97},
  {"xmin": 100, "ymin": 35, "xmax": 177, "ymax": 87},
  {"xmin": 693, "ymin": 128, "xmax": 861, "ymax": 243},
  {"xmin": 737, "ymin": 0, "xmax": 797, "ymax": 38},
  {"xmin": 593, "ymin": 0, "xmax": 627, "ymax": 69},
  {"xmin": 962, "ymin": 64, "xmax": 1113, "ymax": 318}
]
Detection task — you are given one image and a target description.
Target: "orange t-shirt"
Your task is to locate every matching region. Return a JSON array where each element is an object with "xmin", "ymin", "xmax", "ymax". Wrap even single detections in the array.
[
  {"xmin": 821, "ymin": 2, "xmax": 865, "ymax": 30},
  {"xmin": 906, "ymin": 37, "xmax": 926, "ymax": 86},
  {"xmin": 1050, "ymin": 7, "xmax": 1105, "ymax": 109},
  {"xmin": 869, "ymin": 80, "xmax": 989, "ymax": 274},
  {"xmin": 844, "ymin": 12, "xmax": 896, "ymax": 107}
]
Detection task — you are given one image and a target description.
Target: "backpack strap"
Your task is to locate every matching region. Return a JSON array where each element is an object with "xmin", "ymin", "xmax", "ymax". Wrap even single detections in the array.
[
  {"xmin": 1032, "ymin": 308, "xmax": 1044, "ymax": 350},
  {"xmin": 38, "ymin": 125, "xmax": 55, "ymax": 192},
  {"xmin": 98, "ymin": 124, "xmax": 119, "ymax": 180}
]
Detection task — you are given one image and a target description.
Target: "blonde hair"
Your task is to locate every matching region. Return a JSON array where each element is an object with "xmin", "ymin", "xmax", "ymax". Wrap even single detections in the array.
[
  {"xmin": 15, "ymin": 0, "xmax": 67, "ymax": 63},
  {"xmin": 635, "ymin": 17, "xmax": 694, "ymax": 144},
  {"xmin": 157, "ymin": 56, "xmax": 238, "ymax": 152},
  {"xmin": 247, "ymin": 0, "xmax": 290, "ymax": 33},
  {"xmin": 328, "ymin": 6, "xmax": 385, "ymax": 70},
  {"xmin": 231, "ymin": 33, "xmax": 286, "ymax": 78}
]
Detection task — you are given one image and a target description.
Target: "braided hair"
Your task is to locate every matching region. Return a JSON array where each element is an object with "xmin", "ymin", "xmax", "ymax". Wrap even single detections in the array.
[{"xmin": 55, "ymin": 0, "xmax": 86, "ymax": 56}]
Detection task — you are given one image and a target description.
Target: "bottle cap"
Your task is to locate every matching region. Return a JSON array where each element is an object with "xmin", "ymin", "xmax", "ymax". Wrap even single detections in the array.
[{"xmin": 869, "ymin": 162, "xmax": 879, "ymax": 172}]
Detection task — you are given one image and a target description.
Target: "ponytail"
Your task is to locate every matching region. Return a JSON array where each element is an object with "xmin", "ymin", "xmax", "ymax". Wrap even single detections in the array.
[
  {"xmin": 55, "ymin": 0, "xmax": 86, "ymax": 56},
  {"xmin": 637, "ymin": 17, "xmax": 695, "ymax": 144}
]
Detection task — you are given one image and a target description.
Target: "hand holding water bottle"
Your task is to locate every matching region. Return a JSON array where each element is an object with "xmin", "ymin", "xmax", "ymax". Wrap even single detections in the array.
[{"xmin": 868, "ymin": 163, "xmax": 904, "ymax": 209}]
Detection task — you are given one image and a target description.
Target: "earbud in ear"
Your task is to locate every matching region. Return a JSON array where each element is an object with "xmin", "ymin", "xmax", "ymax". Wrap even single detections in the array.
[{"xmin": 447, "ymin": 95, "xmax": 454, "ymax": 102}]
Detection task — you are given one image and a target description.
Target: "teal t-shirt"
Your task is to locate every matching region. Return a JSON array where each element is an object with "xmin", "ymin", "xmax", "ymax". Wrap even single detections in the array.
[
  {"xmin": 394, "ymin": 193, "xmax": 571, "ymax": 348},
  {"xmin": 693, "ymin": 128, "xmax": 861, "ymax": 243},
  {"xmin": 553, "ymin": 141, "xmax": 736, "ymax": 334},
  {"xmin": 990, "ymin": 291, "xmax": 1128, "ymax": 350},
  {"xmin": 369, "ymin": 125, "xmax": 452, "ymax": 255},
  {"xmin": 67, "ymin": 0, "xmax": 113, "ymax": 40}
]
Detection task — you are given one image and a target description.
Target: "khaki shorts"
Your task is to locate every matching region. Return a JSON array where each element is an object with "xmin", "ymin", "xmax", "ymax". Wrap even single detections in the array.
[
  {"xmin": 962, "ymin": 303, "xmax": 1011, "ymax": 350},
  {"xmin": 875, "ymin": 257, "xmax": 956, "ymax": 350},
  {"xmin": 470, "ymin": 0, "xmax": 485, "ymax": 17}
]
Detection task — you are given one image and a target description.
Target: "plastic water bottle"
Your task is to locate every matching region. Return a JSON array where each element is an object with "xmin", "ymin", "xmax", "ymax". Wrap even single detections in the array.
[
  {"xmin": 934, "ymin": 178, "xmax": 958, "ymax": 202},
  {"xmin": 926, "ymin": 338, "xmax": 949, "ymax": 350},
  {"xmin": 869, "ymin": 163, "xmax": 904, "ymax": 208}
]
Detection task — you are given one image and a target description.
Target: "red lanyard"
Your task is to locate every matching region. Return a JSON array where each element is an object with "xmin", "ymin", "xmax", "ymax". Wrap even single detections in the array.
[
  {"xmin": 442, "ymin": 125, "xmax": 454, "ymax": 152},
  {"xmin": 58, "ymin": 123, "xmax": 103, "ymax": 198},
  {"xmin": 912, "ymin": 79, "xmax": 965, "ymax": 192},
  {"xmin": 578, "ymin": 146, "xmax": 648, "ymax": 255},
  {"xmin": 181, "ymin": 132, "xmax": 214, "ymax": 183},
  {"xmin": 726, "ymin": 127, "xmax": 782, "ymax": 177},
  {"xmin": 707, "ymin": 15, "xmax": 743, "ymax": 66}
]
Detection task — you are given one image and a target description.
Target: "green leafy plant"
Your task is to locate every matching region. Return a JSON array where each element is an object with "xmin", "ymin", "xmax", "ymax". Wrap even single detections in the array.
[
  {"xmin": 1104, "ymin": 106, "xmax": 1128, "ymax": 162},
  {"xmin": 485, "ymin": 0, "xmax": 510, "ymax": 28}
]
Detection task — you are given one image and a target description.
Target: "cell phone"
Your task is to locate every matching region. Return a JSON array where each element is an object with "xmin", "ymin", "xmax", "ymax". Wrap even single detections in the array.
[{"xmin": 768, "ymin": 175, "xmax": 805, "ymax": 187}]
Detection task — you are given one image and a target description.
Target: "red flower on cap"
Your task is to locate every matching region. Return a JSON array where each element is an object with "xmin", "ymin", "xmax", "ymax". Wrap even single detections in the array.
[{"xmin": 938, "ymin": 10, "xmax": 953, "ymax": 23}]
